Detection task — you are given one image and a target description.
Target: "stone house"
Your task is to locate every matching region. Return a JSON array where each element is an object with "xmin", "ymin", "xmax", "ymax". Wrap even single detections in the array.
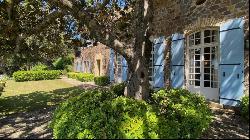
[
  {"xmin": 74, "ymin": 43, "xmax": 128, "ymax": 83},
  {"xmin": 74, "ymin": 0, "xmax": 249, "ymax": 106}
]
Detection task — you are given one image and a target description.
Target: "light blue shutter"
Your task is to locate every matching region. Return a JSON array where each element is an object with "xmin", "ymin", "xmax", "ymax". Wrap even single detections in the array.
[
  {"xmin": 153, "ymin": 36, "xmax": 166, "ymax": 88},
  {"xmin": 219, "ymin": 17, "xmax": 244, "ymax": 106},
  {"xmin": 109, "ymin": 49, "xmax": 115, "ymax": 82},
  {"xmin": 122, "ymin": 57, "xmax": 128, "ymax": 81},
  {"xmin": 170, "ymin": 33, "xmax": 185, "ymax": 88}
]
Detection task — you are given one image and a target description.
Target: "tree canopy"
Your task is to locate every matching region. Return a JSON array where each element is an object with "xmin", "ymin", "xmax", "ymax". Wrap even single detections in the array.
[{"xmin": 1, "ymin": 0, "xmax": 155, "ymax": 99}]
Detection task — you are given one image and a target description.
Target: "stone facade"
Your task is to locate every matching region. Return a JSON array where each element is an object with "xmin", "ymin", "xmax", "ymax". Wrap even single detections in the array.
[
  {"xmin": 74, "ymin": 43, "xmax": 124, "ymax": 82},
  {"xmin": 74, "ymin": 0, "xmax": 249, "ymax": 97},
  {"xmin": 150, "ymin": 0, "xmax": 249, "ymax": 95},
  {"xmin": 74, "ymin": 43, "xmax": 110, "ymax": 76}
]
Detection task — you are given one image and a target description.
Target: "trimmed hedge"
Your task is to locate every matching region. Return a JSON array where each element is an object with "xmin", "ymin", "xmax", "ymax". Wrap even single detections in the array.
[
  {"xmin": 50, "ymin": 88, "xmax": 212, "ymax": 139},
  {"xmin": 67, "ymin": 72, "xmax": 94, "ymax": 82},
  {"xmin": 110, "ymin": 82, "xmax": 126, "ymax": 96},
  {"xmin": 240, "ymin": 96, "xmax": 249, "ymax": 122},
  {"xmin": 94, "ymin": 76, "xmax": 109, "ymax": 86},
  {"xmin": 13, "ymin": 70, "xmax": 62, "ymax": 82},
  {"xmin": 31, "ymin": 64, "xmax": 48, "ymax": 71}
]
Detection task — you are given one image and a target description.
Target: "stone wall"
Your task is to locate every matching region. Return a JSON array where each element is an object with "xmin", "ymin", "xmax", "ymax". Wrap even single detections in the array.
[
  {"xmin": 74, "ymin": 43, "xmax": 123, "ymax": 80},
  {"xmin": 150, "ymin": 0, "xmax": 249, "ymax": 36},
  {"xmin": 74, "ymin": 43, "xmax": 111, "ymax": 76},
  {"xmin": 150, "ymin": 0, "xmax": 249, "ymax": 94}
]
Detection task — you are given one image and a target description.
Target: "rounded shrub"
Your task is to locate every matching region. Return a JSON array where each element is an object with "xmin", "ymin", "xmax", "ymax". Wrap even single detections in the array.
[
  {"xmin": 50, "ymin": 89, "xmax": 159, "ymax": 139},
  {"xmin": 151, "ymin": 88, "xmax": 213, "ymax": 139},
  {"xmin": 110, "ymin": 82, "xmax": 126, "ymax": 96},
  {"xmin": 240, "ymin": 95, "xmax": 249, "ymax": 122},
  {"xmin": 94, "ymin": 76, "xmax": 109, "ymax": 86},
  {"xmin": 50, "ymin": 88, "xmax": 212, "ymax": 139}
]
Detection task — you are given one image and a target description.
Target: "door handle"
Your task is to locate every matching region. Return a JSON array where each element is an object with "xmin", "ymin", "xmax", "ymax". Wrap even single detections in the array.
[
  {"xmin": 237, "ymin": 74, "xmax": 240, "ymax": 79},
  {"xmin": 223, "ymin": 72, "xmax": 225, "ymax": 77}
]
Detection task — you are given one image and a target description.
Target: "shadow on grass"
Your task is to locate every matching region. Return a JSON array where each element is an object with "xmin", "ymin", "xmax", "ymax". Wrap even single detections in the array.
[
  {"xmin": 0, "ymin": 86, "xmax": 86, "ymax": 139},
  {"xmin": 0, "ymin": 86, "xmax": 85, "ymax": 117}
]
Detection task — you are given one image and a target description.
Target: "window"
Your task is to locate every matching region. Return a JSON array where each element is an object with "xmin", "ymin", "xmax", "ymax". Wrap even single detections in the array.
[{"xmin": 188, "ymin": 29, "xmax": 219, "ymax": 88}]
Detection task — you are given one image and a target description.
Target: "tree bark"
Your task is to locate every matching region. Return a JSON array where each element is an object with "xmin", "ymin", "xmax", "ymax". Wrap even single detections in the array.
[
  {"xmin": 123, "ymin": 0, "xmax": 152, "ymax": 100},
  {"xmin": 125, "ymin": 55, "xmax": 150, "ymax": 100}
]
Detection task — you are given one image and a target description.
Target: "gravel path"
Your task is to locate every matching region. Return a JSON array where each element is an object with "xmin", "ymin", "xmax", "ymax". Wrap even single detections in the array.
[{"xmin": 0, "ymin": 77, "xmax": 249, "ymax": 139}]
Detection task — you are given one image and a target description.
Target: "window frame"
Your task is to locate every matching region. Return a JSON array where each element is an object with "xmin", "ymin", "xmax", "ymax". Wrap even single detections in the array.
[{"xmin": 187, "ymin": 28, "xmax": 220, "ymax": 88}]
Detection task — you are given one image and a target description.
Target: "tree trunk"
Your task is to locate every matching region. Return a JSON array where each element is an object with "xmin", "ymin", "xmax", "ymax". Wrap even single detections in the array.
[
  {"xmin": 123, "ymin": 0, "xmax": 153, "ymax": 100},
  {"xmin": 124, "ymin": 55, "xmax": 150, "ymax": 100}
]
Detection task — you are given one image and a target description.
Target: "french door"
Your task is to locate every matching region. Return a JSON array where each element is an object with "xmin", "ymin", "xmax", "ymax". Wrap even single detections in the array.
[{"xmin": 187, "ymin": 29, "xmax": 219, "ymax": 101}]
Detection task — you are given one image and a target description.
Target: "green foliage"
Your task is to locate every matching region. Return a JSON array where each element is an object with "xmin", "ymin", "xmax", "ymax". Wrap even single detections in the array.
[
  {"xmin": 13, "ymin": 70, "xmax": 62, "ymax": 82},
  {"xmin": 0, "ymin": 80, "xmax": 5, "ymax": 92},
  {"xmin": 65, "ymin": 65, "xmax": 73, "ymax": 72},
  {"xmin": 31, "ymin": 64, "xmax": 48, "ymax": 71},
  {"xmin": 0, "ymin": 75, "xmax": 8, "ymax": 92},
  {"xmin": 151, "ymin": 88, "xmax": 213, "ymax": 139},
  {"xmin": 0, "ymin": 0, "xmax": 71, "ymax": 71},
  {"xmin": 50, "ymin": 89, "xmax": 158, "ymax": 139},
  {"xmin": 110, "ymin": 82, "xmax": 126, "ymax": 96},
  {"xmin": 240, "ymin": 95, "xmax": 249, "ymax": 122},
  {"xmin": 53, "ymin": 55, "xmax": 74, "ymax": 70},
  {"xmin": 50, "ymin": 88, "xmax": 213, "ymax": 139},
  {"xmin": 94, "ymin": 76, "xmax": 109, "ymax": 86},
  {"xmin": 67, "ymin": 72, "xmax": 94, "ymax": 82}
]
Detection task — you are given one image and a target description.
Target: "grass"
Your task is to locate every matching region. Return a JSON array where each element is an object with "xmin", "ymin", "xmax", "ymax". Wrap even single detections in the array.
[
  {"xmin": 2, "ymin": 79, "xmax": 74, "ymax": 97},
  {"xmin": 0, "ymin": 79, "xmax": 85, "ymax": 117}
]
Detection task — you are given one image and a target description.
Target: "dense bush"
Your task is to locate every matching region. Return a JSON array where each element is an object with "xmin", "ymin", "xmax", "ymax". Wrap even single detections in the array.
[
  {"xmin": 67, "ymin": 72, "xmax": 94, "ymax": 82},
  {"xmin": 151, "ymin": 89, "xmax": 212, "ymax": 138},
  {"xmin": 240, "ymin": 96, "xmax": 249, "ymax": 122},
  {"xmin": 0, "ymin": 81, "xmax": 5, "ymax": 92},
  {"xmin": 65, "ymin": 65, "xmax": 73, "ymax": 72},
  {"xmin": 94, "ymin": 76, "xmax": 109, "ymax": 86},
  {"xmin": 50, "ymin": 88, "xmax": 213, "ymax": 139},
  {"xmin": 50, "ymin": 90, "xmax": 158, "ymax": 139},
  {"xmin": 110, "ymin": 82, "xmax": 126, "ymax": 96},
  {"xmin": 31, "ymin": 64, "xmax": 48, "ymax": 71},
  {"xmin": 13, "ymin": 70, "xmax": 62, "ymax": 82},
  {"xmin": 53, "ymin": 55, "xmax": 74, "ymax": 70}
]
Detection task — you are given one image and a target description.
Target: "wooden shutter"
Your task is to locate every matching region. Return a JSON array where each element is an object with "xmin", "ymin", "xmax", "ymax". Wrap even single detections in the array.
[
  {"xmin": 170, "ymin": 33, "xmax": 185, "ymax": 88},
  {"xmin": 122, "ymin": 57, "xmax": 128, "ymax": 82},
  {"xmin": 153, "ymin": 36, "xmax": 166, "ymax": 88},
  {"xmin": 219, "ymin": 18, "xmax": 245, "ymax": 106},
  {"xmin": 109, "ymin": 49, "xmax": 115, "ymax": 82}
]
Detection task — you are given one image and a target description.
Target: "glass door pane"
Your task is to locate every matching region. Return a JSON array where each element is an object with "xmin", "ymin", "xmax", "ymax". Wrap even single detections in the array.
[{"xmin": 194, "ymin": 48, "xmax": 201, "ymax": 86}]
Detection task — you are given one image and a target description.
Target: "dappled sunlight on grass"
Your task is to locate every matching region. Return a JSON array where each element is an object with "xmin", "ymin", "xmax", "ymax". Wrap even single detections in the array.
[
  {"xmin": 1, "ymin": 79, "xmax": 75, "ymax": 97},
  {"xmin": 0, "ymin": 80, "xmax": 85, "ymax": 117}
]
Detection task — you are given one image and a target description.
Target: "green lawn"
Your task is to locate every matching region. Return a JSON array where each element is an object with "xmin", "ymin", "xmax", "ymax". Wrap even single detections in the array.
[{"xmin": 0, "ymin": 79, "xmax": 84, "ymax": 117}]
